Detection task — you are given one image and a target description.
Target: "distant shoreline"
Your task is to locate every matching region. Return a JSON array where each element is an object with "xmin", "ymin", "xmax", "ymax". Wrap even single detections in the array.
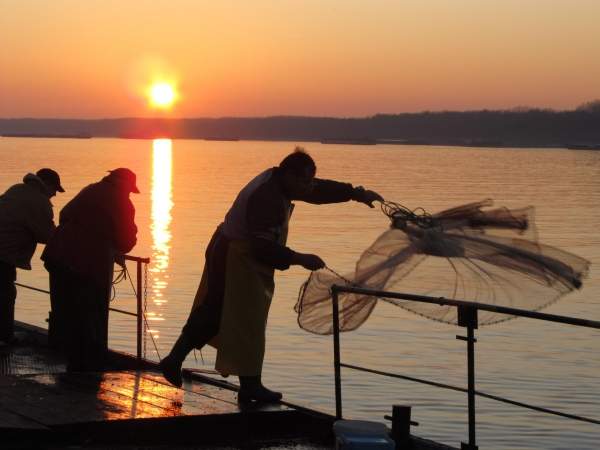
[
  {"xmin": 1, "ymin": 109, "xmax": 599, "ymax": 149},
  {"xmin": 1, "ymin": 133, "xmax": 92, "ymax": 139},
  {"xmin": 2, "ymin": 133, "xmax": 599, "ymax": 150}
]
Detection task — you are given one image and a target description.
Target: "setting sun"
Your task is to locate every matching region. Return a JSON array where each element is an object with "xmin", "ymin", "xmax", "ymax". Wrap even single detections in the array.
[{"xmin": 149, "ymin": 82, "xmax": 177, "ymax": 109}]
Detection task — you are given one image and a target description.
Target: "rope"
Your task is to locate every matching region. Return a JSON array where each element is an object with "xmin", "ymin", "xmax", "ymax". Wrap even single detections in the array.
[
  {"xmin": 18, "ymin": 262, "xmax": 161, "ymax": 360},
  {"xmin": 315, "ymin": 201, "xmax": 439, "ymax": 290},
  {"xmin": 114, "ymin": 261, "xmax": 206, "ymax": 366},
  {"xmin": 325, "ymin": 266, "xmax": 356, "ymax": 286},
  {"xmin": 110, "ymin": 265, "xmax": 127, "ymax": 302},
  {"xmin": 124, "ymin": 264, "xmax": 162, "ymax": 361},
  {"xmin": 380, "ymin": 200, "xmax": 439, "ymax": 230}
]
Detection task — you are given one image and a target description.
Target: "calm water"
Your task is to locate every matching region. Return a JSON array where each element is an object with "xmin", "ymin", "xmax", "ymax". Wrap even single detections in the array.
[{"xmin": 2, "ymin": 137, "xmax": 599, "ymax": 450}]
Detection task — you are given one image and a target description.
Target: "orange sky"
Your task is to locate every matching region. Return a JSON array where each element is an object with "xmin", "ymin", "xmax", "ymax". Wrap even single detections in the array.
[{"xmin": 1, "ymin": 0, "xmax": 599, "ymax": 118}]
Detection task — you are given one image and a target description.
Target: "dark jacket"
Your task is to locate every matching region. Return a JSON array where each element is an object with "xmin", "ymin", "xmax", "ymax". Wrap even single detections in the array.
[
  {"xmin": 0, "ymin": 174, "xmax": 55, "ymax": 269},
  {"xmin": 221, "ymin": 167, "xmax": 357, "ymax": 270},
  {"xmin": 42, "ymin": 176, "xmax": 137, "ymax": 287}
]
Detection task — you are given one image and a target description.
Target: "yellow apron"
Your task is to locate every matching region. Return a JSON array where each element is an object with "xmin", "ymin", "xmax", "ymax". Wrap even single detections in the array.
[
  {"xmin": 214, "ymin": 240, "xmax": 275, "ymax": 376},
  {"xmin": 191, "ymin": 205, "xmax": 292, "ymax": 377}
]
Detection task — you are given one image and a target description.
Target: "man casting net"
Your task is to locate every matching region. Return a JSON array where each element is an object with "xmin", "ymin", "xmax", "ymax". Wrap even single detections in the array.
[{"xmin": 295, "ymin": 199, "xmax": 590, "ymax": 334}]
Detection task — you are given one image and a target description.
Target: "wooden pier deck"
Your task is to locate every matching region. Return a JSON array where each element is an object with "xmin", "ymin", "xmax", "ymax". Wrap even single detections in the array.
[
  {"xmin": 0, "ymin": 323, "xmax": 333, "ymax": 447},
  {"xmin": 1, "ymin": 322, "xmax": 455, "ymax": 449}
]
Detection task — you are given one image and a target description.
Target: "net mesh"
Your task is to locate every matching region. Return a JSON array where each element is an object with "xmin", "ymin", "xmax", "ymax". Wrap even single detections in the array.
[{"xmin": 295, "ymin": 200, "xmax": 590, "ymax": 334}]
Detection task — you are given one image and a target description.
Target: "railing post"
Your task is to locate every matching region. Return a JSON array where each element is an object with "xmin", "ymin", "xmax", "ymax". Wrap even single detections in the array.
[
  {"xmin": 388, "ymin": 405, "xmax": 414, "ymax": 448},
  {"xmin": 332, "ymin": 285, "xmax": 343, "ymax": 419},
  {"xmin": 457, "ymin": 305, "xmax": 478, "ymax": 450},
  {"xmin": 136, "ymin": 259, "xmax": 143, "ymax": 361}
]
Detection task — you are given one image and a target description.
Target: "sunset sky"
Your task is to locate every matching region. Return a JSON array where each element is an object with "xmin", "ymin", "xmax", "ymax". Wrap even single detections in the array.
[{"xmin": 1, "ymin": 0, "xmax": 599, "ymax": 118}]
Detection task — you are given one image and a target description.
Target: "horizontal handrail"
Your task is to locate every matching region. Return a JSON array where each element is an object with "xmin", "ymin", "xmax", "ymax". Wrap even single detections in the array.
[
  {"xmin": 109, "ymin": 307, "xmax": 138, "ymax": 317},
  {"xmin": 341, "ymin": 363, "xmax": 600, "ymax": 425},
  {"xmin": 124, "ymin": 255, "xmax": 150, "ymax": 264},
  {"xmin": 15, "ymin": 280, "xmax": 138, "ymax": 317},
  {"xmin": 15, "ymin": 282, "xmax": 49, "ymax": 294},
  {"xmin": 14, "ymin": 254, "xmax": 149, "ymax": 359},
  {"xmin": 330, "ymin": 284, "xmax": 599, "ymax": 449},
  {"xmin": 331, "ymin": 285, "xmax": 600, "ymax": 330}
]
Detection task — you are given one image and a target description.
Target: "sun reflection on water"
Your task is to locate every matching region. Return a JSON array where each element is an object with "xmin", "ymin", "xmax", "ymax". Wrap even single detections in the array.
[{"xmin": 149, "ymin": 138, "xmax": 174, "ymax": 338}]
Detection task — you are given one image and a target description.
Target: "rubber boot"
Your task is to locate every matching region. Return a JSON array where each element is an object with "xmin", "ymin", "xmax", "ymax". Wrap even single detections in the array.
[
  {"xmin": 160, "ymin": 333, "xmax": 193, "ymax": 388},
  {"xmin": 238, "ymin": 375, "xmax": 283, "ymax": 404}
]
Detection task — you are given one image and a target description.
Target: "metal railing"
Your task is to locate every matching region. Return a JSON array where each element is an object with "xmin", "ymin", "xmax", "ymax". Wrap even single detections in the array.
[
  {"xmin": 330, "ymin": 284, "xmax": 600, "ymax": 450},
  {"xmin": 15, "ymin": 254, "xmax": 150, "ymax": 360}
]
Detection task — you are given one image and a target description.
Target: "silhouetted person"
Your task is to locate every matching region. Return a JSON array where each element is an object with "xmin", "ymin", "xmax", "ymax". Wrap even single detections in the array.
[
  {"xmin": 0, "ymin": 169, "xmax": 64, "ymax": 345},
  {"xmin": 41, "ymin": 168, "xmax": 138, "ymax": 371},
  {"xmin": 160, "ymin": 147, "xmax": 383, "ymax": 402}
]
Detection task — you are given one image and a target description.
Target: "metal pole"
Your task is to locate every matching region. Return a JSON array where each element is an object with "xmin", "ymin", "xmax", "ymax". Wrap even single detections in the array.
[
  {"xmin": 332, "ymin": 286, "xmax": 342, "ymax": 419},
  {"xmin": 136, "ymin": 260, "xmax": 143, "ymax": 361},
  {"xmin": 466, "ymin": 323, "xmax": 477, "ymax": 449},
  {"xmin": 458, "ymin": 305, "xmax": 478, "ymax": 450}
]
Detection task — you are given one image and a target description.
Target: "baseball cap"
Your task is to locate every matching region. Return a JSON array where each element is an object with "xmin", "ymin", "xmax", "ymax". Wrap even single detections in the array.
[
  {"xmin": 107, "ymin": 168, "xmax": 140, "ymax": 194},
  {"xmin": 36, "ymin": 168, "xmax": 65, "ymax": 192}
]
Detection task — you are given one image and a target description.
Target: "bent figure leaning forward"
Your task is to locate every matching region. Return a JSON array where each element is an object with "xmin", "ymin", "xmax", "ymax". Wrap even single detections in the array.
[{"xmin": 160, "ymin": 147, "xmax": 382, "ymax": 403}]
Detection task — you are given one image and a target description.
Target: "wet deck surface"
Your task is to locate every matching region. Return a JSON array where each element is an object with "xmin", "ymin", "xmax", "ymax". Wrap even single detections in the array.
[
  {"xmin": 0, "ymin": 337, "xmax": 331, "ymax": 446},
  {"xmin": 0, "ymin": 337, "xmax": 66, "ymax": 376},
  {"xmin": 0, "ymin": 370, "xmax": 264, "ymax": 424},
  {"xmin": 1, "ymin": 325, "xmax": 454, "ymax": 450}
]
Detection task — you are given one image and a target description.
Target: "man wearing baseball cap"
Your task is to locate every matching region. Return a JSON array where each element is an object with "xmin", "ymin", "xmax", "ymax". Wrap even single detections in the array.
[
  {"xmin": 106, "ymin": 168, "xmax": 140, "ymax": 194},
  {"xmin": 0, "ymin": 168, "xmax": 64, "ymax": 344},
  {"xmin": 42, "ymin": 168, "xmax": 138, "ymax": 370},
  {"xmin": 36, "ymin": 168, "xmax": 65, "ymax": 195}
]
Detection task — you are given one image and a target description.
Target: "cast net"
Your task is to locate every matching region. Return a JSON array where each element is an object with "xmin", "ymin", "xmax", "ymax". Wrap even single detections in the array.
[{"xmin": 295, "ymin": 199, "xmax": 590, "ymax": 334}]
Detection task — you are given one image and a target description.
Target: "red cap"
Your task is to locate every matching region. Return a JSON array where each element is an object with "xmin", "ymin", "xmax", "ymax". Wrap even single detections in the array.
[{"xmin": 107, "ymin": 168, "xmax": 140, "ymax": 193}]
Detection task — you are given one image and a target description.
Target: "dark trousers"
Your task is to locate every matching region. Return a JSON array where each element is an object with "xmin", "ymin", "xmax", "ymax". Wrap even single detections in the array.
[
  {"xmin": 47, "ymin": 265, "xmax": 69, "ymax": 350},
  {"xmin": 46, "ymin": 264, "xmax": 109, "ymax": 371},
  {"xmin": 181, "ymin": 229, "xmax": 228, "ymax": 347},
  {"xmin": 0, "ymin": 261, "xmax": 17, "ymax": 342}
]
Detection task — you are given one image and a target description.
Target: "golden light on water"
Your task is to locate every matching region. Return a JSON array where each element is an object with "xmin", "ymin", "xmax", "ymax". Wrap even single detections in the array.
[{"xmin": 149, "ymin": 138, "xmax": 174, "ymax": 337}]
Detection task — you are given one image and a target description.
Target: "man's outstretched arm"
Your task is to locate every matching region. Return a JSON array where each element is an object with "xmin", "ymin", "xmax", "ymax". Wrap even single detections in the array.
[{"xmin": 295, "ymin": 178, "xmax": 383, "ymax": 207}]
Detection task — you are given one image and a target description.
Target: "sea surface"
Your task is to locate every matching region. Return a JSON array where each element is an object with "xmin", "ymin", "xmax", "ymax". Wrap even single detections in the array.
[{"xmin": 1, "ymin": 137, "xmax": 599, "ymax": 450}]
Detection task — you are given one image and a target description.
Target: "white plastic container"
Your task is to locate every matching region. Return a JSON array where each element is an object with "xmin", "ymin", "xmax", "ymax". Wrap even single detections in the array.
[{"xmin": 333, "ymin": 420, "xmax": 396, "ymax": 450}]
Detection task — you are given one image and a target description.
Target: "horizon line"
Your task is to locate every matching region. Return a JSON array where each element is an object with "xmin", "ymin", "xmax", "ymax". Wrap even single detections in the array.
[{"xmin": 1, "ymin": 104, "xmax": 598, "ymax": 122}]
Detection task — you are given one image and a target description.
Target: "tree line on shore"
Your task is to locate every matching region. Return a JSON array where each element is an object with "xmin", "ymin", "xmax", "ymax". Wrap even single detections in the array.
[{"xmin": 1, "ymin": 101, "xmax": 599, "ymax": 147}]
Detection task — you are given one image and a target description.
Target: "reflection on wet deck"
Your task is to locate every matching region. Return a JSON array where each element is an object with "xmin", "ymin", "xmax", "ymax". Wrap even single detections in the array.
[
  {"xmin": 0, "ymin": 370, "xmax": 252, "ymax": 425},
  {"xmin": 0, "ymin": 332, "xmax": 332, "ymax": 446}
]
